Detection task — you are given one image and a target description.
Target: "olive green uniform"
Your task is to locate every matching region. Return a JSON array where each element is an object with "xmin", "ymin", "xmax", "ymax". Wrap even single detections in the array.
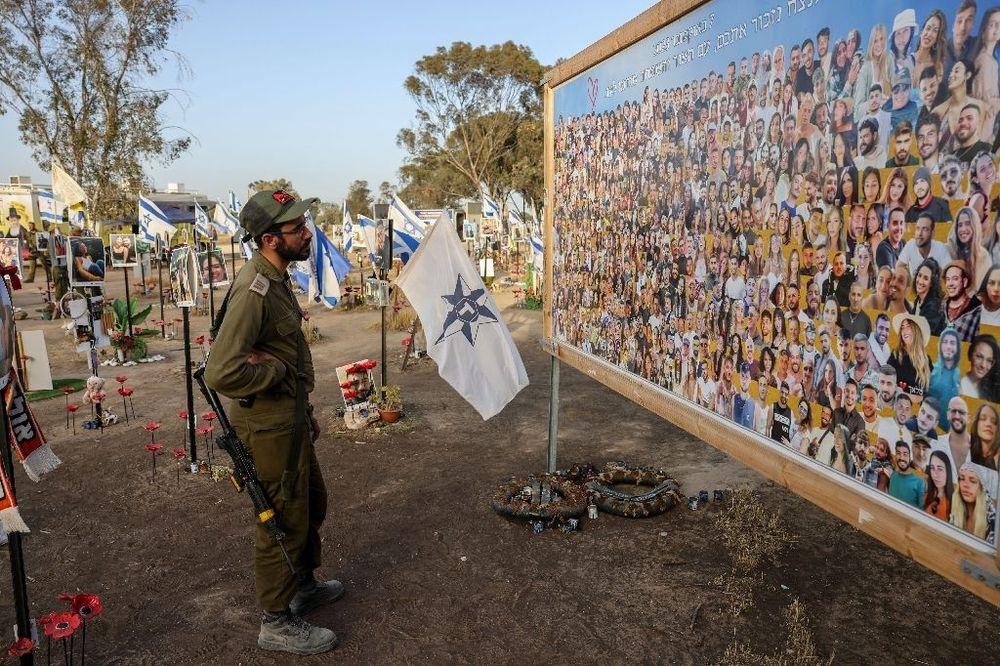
[{"xmin": 203, "ymin": 252, "xmax": 326, "ymax": 612}]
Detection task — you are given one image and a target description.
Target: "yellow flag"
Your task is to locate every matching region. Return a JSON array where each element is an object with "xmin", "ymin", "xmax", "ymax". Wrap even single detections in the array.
[{"xmin": 51, "ymin": 159, "xmax": 87, "ymax": 207}]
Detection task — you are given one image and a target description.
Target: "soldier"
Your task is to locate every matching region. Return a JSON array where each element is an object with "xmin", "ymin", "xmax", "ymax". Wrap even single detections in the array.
[{"xmin": 204, "ymin": 190, "xmax": 341, "ymax": 655}]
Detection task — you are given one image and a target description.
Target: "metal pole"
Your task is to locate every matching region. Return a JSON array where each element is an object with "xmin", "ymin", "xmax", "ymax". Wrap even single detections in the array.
[
  {"xmin": 547, "ymin": 355, "xmax": 560, "ymax": 473},
  {"xmin": 381, "ymin": 217, "xmax": 393, "ymax": 387},
  {"xmin": 208, "ymin": 246, "xmax": 216, "ymax": 322},
  {"xmin": 138, "ymin": 251, "xmax": 147, "ymax": 296},
  {"xmin": 158, "ymin": 250, "xmax": 165, "ymax": 338},
  {"xmin": 122, "ymin": 267, "xmax": 134, "ymax": 338},
  {"xmin": 0, "ymin": 400, "xmax": 34, "ymax": 666},
  {"xmin": 182, "ymin": 307, "xmax": 198, "ymax": 466},
  {"xmin": 230, "ymin": 235, "xmax": 237, "ymax": 279}
]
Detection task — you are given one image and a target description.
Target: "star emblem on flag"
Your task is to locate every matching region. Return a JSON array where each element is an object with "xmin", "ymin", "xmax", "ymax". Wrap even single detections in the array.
[{"xmin": 435, "ymin": 274, "xmax": 497, "ymax": 346}]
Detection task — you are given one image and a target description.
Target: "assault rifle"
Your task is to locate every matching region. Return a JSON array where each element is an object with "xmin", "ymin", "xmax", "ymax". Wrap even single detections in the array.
[{"xmin": 193, "ymin": 364, "xmax": 296, "ymax": 575}]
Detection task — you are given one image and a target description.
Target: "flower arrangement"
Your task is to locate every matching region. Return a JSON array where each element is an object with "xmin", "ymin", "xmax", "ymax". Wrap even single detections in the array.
[{"xmin": 372, "ymin": 385, "xmax": 403, "ymax": 422}]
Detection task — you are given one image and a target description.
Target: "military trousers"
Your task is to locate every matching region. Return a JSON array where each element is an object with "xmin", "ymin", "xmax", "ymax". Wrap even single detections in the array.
[{"xmin": 232, "ymin": 396, "xmax": 327, "ymax": 612}]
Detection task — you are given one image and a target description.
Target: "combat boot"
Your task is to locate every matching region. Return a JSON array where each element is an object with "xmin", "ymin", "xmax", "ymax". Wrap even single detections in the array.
[
  {"xmin": 258, "ymin": 610, "xmax": 338, "ymax": 655},
  {"xmin": 289, "ymin": 574, "xmax": 345, "ymax": 615}
]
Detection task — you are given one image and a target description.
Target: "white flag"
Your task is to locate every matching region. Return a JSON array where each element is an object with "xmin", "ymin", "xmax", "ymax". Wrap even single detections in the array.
[
  {"xmin": 395, "ymin": 215, "xmax": 528, "ymax": 419},
  {"xmin": 51, "ymin": 159, "xmax": 87, "ymax": 207}
]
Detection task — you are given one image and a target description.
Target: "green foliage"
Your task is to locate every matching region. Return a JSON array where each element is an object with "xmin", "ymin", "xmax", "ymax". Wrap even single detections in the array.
[
  {"xmin": 0, "ymin": 0, "xmax": 192, "ymax": 224},
  {"xmin": 345, "ymin": 180, "xmax": 374, "ymax": 218},
  {"xmin": 249, "ymin": 178, "xmax": 299, "ymax": 198},
  {"xmin": 110, "ymin": 297, "xmax": 157, "ymax": 358},
  {"xmin": 397, "ymin": 41, "xmax": 544, "ymax": 211},
  {"xmin": 372, "ymin": 385, "xmax": 403, "ymax": 412}
]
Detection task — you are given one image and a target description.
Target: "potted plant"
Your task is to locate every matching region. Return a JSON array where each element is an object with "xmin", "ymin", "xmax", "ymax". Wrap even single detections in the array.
[
  {"xmin": 109, "ymin": 297, "xmax": 158, "ymax": 361},
  {"xmin": 373, "ymin": 385, "xmax": 403, "ymax": 423}
]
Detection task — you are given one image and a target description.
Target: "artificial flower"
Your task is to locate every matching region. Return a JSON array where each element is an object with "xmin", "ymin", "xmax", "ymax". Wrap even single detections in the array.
[
  {"xmin": 201, "ymin": 411, "xmax": 217, "ymax": 421},
  {"xmin": 39, "ymin": 612, "xmax": 80, "ymax": 639},
  {"xmin": 171, "ymin": 447, "xmax": 185, "ymax": 460},
  {"xmin": 57, "ymin": 593, "xmax": 104, "ymax": 620},
  {"xmin": 142, "ymin": 421, "xmax": 161, "ymax": 432},
  {"xmin": 115, "ymin": 375, "xmax": 128, "ymax": 384},
  {"xmin": 6, "ymin": 637, "xmax": 34, "ymax": 657},
  {"xmin": 145, "ymin": 444, "xmax": 163, "ymax": 454}
]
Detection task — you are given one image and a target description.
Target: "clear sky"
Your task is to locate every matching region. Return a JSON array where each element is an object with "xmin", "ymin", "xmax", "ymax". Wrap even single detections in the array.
[{"xmin": 0, "ymin": 0, "xmax": 651, "ymax": 204}]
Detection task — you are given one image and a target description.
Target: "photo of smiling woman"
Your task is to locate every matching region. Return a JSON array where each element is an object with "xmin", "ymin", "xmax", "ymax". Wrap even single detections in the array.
[
  {"xmin": 924, "ymin": 450, "xmax": 954, "ymax": 521},
  {"xmin": 969, "ymin": 403, "xmax": 1000, "ymax": 471},
  {"xmin": 961, "ymin": 334, "xmax": 1000, "ymax": 401},
  {"xmin": 950, "ymin": 462, "xmax": 997, "ymax": 545}
]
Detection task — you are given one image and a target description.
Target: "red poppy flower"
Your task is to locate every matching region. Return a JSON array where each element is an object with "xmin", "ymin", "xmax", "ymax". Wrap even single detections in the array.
[
  {"xmin": 115, "ymin": 375, "xmax": 128, "ymax": 384},
  {"xmin": 145, "ymin": 444, "xmax": 163, "ymax": 454},
  {"xmin": 339, "ymin": 381, "xmax": 351, "ymax": 389},
  {"xmin": 61, "ymin": 386, "xmax": 75, "ymax": 395},
  {"xmin": 178, "ymin": 410, "xmax": 188, "ymax": 419},
  {"xmin": 57, "ymin": 593, "xmax": 104, "ymax": 620},
  {"xmin": 195, "ymin": 335, "xmax": 206, "ymax": 345},
  {"xmin": 118, "ymin": 387, "xmax": 134, "ymax": 397},
  {"xmin": 66, "ymin": 405, "xmax": 80, "ymax": 413},
  {"xmin": 142, "ymin": 421, "xmax": 161, "ymax": 432},
  {"xmin": 6, "ymin": 637, "xmax": 33, "ymax": 657},
  {"xmin": 401, "ymin": 338, "xmax": 411, "ymax": 346},
  {"xmin": 195, "ymin": 425, "xmax": 210, "ymax": 436},
  {"xmin": 171, "ymin": 447, "xmax": 185, "ymax": 460},
  {"xmin": 39, "ymin": 612, "xmax": 80, "ymax": 639},
  {"xmin": 201, "ymin": 411, "xmax": 217, "ymax": 421}
]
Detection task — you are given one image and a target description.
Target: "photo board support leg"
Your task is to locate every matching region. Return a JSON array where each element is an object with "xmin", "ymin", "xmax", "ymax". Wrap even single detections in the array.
[
  {"xmin": 139, "ymin": 252, "xmax": 147, "ymax": 296},
  {"xmin": 547, "ymin": 354, "xmax": 560, "ymax": 473},
  {"xmin": 0, "ymin": 401, "xmax": 34, "ymax": 666},
  {"xmin": 157, "ymin": 254, "xmax": 165, "ymax": 338},
  {"xmin": 122, "ymin": 267, "xmax": 134, "ymax": 338},
  {"xmin": 182, "ymin": 307, "xmax": 198, "ymax": 466}
]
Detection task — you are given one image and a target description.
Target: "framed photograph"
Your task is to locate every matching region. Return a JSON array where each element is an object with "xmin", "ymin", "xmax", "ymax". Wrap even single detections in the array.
[
  {"xmin": 67, "ymin": 237, "xmax": 106, "ymax": 287},
  {"xmin": 198, "ymin": 248, "xmax": 229, "ymax": 287},
  {"xmin": 35, "ymin": 232, "xmax": 50, "ymax": 253},
  {"xmin": 0, "ymin": 278, "xmax": 13, "ymax": 391},
  {"xmin": 0, "ymin": 237, "xmax": 22, "ymax": 279},
  {"xmin": 49, "ymin": 233, "xmax": 68, "ymax": 265},
  {"xmin": 109, "ymin": 233, "xmax": 138, "ymax": 268},
  {"xmin": 169, "ymin": 246, "xmax": 199, "ymax": 308}
]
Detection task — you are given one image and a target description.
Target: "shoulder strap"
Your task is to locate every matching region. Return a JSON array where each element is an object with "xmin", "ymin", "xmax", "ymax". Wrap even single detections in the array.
[{"xmin": 282, "ymin": 293, "xmax": 309, "ymax": 502}]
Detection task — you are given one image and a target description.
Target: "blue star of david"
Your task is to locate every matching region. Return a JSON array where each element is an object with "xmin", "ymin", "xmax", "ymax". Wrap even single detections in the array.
[{"xmin": 435, "ymin": 274, "xmax": 498, "ymax": 346}]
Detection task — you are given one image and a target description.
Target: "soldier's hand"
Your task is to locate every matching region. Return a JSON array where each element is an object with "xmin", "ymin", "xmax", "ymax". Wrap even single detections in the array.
[
  {"xmin": 310, "ymin": 414, "xmax": 321, "ymax": 442},
  {"xmin": 246, "ymin": 348, "xmax": 277, "ymax": 365}
]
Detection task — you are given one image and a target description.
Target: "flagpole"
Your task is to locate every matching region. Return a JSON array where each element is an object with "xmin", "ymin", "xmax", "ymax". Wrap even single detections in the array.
[
  {"xmin": 182, "ymin": 307, "xmax": 198, "ymax": 468},
  {"xmin": 382, "ymin": 214, "xmax": 393, "ymax": 387},
  {"xmin": 0, "ymin": 397, "xmax": 34, "ymax": 666}
]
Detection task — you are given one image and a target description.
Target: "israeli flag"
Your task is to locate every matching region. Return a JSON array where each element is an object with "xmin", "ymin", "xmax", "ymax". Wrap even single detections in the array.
[
  {"xmin": 388, "ymin": 195, "xmax": 427, "ymax": 239},
  {"xmin": 290, "ymin": 212, "xmax": 351, "ymax": 308},
  {"xmin": 357, "ymin": 214, "xmax": 422, "ymax": 265},
  {"xmin": 342, "ymin": 200, "xmax": 353, "ymax": 252},
  {"xmin": 36, "ymin": 190, "xmax": 62, "ymax": 226},
  {"xmin": 508, "ymin": 208, "xmax": 523, "ymax": 227},
  {"xmin": 212, "ymin": 202, "xmax": 240, "ymax": 235},
  {"xmin": 138, "ymin": 195, "xmax": 175, "ymax": 243},
  {"xmin": 395, "ymin": 216, "xmax": 528, "ymax": 419},
  {"xmin": 194, "ymin": 202, "xmax": 212, "ymax": 239},
  {"xmin": 481, "ymin": 185, "xmax": 501, "ymax": 219},
  {"xmin": 530, "ymin": 233, "xmax": 544, "ymax": 274},
  {"xmin": 228, "ymin": 191, "xmax": 242, "ymax": 215}
]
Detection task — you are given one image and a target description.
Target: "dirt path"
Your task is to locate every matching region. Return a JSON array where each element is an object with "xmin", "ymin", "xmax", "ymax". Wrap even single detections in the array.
[{"xmin": 3, "ymin": 268, "xmax": 997, "ymax": 664}]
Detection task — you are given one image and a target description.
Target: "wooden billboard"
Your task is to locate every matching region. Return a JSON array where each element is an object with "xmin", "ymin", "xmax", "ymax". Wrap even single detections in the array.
[{"xmin": 542, "ymin": 0, "xmax": 1000, "ymax": 605}]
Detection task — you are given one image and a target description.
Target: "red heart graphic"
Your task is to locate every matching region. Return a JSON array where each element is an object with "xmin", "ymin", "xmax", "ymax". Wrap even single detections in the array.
[{"xmin": 587, "ymin": 77, "xmax": 599, "ymax": 110}]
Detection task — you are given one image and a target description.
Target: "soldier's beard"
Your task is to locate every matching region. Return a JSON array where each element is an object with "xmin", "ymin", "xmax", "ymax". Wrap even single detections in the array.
[{"xmin": 276, "ymin": 238, "xmax": 310, "ymax": 262}]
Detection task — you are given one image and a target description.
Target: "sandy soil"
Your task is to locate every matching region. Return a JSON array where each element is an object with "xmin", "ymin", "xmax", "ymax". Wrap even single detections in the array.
[{"xmin": 2, "ymin": 266, "xmax": 997, "ymax": 664}]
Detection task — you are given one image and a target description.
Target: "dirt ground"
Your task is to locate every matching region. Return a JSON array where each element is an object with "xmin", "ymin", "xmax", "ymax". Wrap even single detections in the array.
[{"xmin": 3, "ymin": 266, "xmax": 998, "ymax": 664}]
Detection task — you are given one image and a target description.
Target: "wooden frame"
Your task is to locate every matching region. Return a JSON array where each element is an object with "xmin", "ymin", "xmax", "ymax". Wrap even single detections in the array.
[{"xmin": 541, "ymin": 0, "xmax": 1000, "ymax": 606}]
